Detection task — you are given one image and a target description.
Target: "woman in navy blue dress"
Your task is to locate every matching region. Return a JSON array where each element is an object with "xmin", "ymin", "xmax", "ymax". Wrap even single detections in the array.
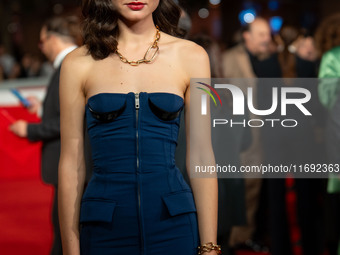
[{"xmin": 58, "ymin": 1, "xmax": 219, "ymax": 254}]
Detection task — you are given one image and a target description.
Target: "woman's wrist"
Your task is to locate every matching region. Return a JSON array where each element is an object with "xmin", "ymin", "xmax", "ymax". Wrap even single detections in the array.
[
  {"xmin": 201, "ymin": 250, "xmax": 219, "ymax": 255},
  {"xmin": 198, "ymin": 242, "xmax": 221, "ymax": 255}
]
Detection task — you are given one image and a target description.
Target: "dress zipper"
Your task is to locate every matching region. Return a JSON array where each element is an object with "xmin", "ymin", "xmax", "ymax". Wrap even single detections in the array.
[{"xmin": 135, "ymin": 93, "xmax": 144, "ymax": 254}]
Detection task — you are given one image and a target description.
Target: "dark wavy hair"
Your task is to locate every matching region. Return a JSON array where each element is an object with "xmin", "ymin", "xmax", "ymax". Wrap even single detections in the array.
[
  {"xmin": 82, "ymin": 0, "xmax": 183, "ymax": 60},
  {"xmin": 315, "ymin": 13, "xmax": 340, "ymax": 56}
]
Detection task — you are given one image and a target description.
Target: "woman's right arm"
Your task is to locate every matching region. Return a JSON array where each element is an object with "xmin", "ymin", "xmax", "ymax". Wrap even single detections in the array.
[{"xmin": 58, "ymin": 50, "xmax": 89, "ymax": 255}]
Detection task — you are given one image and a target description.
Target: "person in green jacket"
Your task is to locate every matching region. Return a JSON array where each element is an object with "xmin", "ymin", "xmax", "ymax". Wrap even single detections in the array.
[
  {"xmin": 318, "ymin": 46, "xmax": 340, "ymax": 192},
  {"xmin": 318, "ymin": 45, "xmax": 340, "ymax": 255},
  {"xmin": 318, "ymin": 46, "xmax": 340, "ymax": 110}
]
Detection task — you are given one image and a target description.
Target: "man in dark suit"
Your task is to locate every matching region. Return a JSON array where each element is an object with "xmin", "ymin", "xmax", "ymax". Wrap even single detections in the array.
[
  {"xmin": 9, "ymin": 16, "xmax": 85, "ymax": 255},
  {"xmin": 221, "ymin": 18, "xmax": 281, "ymax": 251}
]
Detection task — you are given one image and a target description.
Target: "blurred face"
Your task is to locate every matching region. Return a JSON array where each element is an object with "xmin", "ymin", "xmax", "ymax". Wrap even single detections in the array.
[
  {"xmin": 296, "ymin": 37, "xmax": 318, "ymax": 61},
  {"xmin": 39, "ymin": 27, "xmax": 54, "ymax": 62},
  {"xmin": 22, "ymin": 54, "xmax": 32, "ymax": 68},
  {"xmin": 111, "ymin": 0, "xmax": 160, "ymax": 22},
  {"xmin": 244, "ymin": 19, "xmax": 271, "ymax": 55}
]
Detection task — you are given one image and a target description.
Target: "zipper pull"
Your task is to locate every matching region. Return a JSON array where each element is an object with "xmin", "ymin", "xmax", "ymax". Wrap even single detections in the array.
[{"xmin": 135, "ymin": 93, "xmax": 140, "ymax": 109}]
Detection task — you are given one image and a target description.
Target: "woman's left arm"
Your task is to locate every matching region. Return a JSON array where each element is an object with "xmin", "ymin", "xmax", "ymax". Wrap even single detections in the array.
[{"xmin": 182, "ymin": 43, "xmax": 219, "ymax": 254}]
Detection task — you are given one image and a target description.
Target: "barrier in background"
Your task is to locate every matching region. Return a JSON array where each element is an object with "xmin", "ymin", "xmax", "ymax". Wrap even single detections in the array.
[{"xmin": 0, "ymin": 78, "xmax": 49, "ymax": 179}]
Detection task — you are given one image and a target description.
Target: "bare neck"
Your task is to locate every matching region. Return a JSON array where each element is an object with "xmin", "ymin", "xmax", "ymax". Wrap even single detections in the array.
[{"xmin": 117, "ymin": 16, "xmax": 158, "ymax": 47}]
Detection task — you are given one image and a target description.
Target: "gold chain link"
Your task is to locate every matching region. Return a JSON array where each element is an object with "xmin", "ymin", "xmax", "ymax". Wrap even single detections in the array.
[
  {"xmin": 197, "ymin": 242, "xmax": 222, "ymax": 255},
  {"xmin": 115, "ymin": 26, "xmax": 160, "ymax": 66}
]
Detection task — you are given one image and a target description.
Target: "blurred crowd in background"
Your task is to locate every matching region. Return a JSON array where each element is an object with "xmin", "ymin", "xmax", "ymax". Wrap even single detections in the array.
[
  {"xmin": 0, "ymin": 47, "xmax": 54, "ymax": 81},
  {"xmin": 0, "ymin": 0, "xmax": 338, "ymax": 82}
]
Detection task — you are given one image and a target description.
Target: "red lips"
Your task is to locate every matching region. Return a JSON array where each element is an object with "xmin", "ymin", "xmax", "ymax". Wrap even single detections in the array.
[{"xmin": 127, "ymin": 2, "xmax": 145, "ymax": 11}]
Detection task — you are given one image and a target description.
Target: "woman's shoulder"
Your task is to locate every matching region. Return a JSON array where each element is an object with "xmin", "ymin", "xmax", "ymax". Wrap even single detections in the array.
[
  {"xmin": 322, "ymin": 45, "xmax": 340, "ymax": 63},
  {"xmin": 161, "ymin": 33, "xmax": 209, "ymax": 68},
  {"xmin": 63, "ymin": 46, "xmax": 94, "ymax": 66},
  {"xmin": 61, "ymin": 45, "xmax": 95, "ymax": 77},
  {"xmin": 162, "ymin": 33, "xmax": 208, "ymax": 57},
  {"xmin": 59, "ymin": 46, "xmax": 97, "ymax": 90},
  {"xmin": 160, "ymin": 33, "xmax": 210, "ymax": 81}
]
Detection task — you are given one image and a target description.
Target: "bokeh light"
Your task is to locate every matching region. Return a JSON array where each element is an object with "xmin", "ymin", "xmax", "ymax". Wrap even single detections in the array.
[
  {"xmin": 198, "ymin": 8, "xmax": 210, "ymax": 19},
  {"xmin": 270, "ymin": 16, "xmax": 283, "ymax": 33},
  {"xmin": 239, "ymin": 9, "xmax": 257, "ymax": 25}
]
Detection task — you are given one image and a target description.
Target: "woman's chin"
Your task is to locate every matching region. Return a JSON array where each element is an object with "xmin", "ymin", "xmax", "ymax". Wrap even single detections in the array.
[{"xmin": 120, "ymin": 12, "xmax": 152, "ymax": 23}]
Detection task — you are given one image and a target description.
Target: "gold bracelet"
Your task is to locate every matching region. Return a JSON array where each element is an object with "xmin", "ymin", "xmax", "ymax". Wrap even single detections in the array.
[{"xmin": 198, "ymin": 242, "xmax": 222, "ymax": 255}]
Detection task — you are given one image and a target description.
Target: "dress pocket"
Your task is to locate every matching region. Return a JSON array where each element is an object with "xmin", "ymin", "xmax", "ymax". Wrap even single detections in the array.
[
  {"xmin": 79, "ymin": 199, "xmax": 117, "ymax": 223},
  {"xmin": 161, "ymin": 190, "xmax": 197, "ymax": 217}
]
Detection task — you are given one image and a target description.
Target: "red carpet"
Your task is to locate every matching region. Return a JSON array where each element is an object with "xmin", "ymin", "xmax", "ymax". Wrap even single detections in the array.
[
  {"xmin": 0, "ymin": 106, "xmax": 41, "ymax": 179},
  {"xmin": 0, "ymin": 106, "xmax": 54, "ymax": 254},
  {"xmin": 0, "ymin": 178, "xmax": 53, "ymax": 255}
]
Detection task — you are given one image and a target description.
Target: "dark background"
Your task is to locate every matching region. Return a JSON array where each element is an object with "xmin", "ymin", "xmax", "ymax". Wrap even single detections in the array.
[{"xmin": 0, "ymin": 0, "xmax": 339, "ymax": 60}]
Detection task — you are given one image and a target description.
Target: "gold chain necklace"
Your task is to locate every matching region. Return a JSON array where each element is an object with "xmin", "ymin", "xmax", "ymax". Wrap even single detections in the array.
[{"xmin": 115, "ymin": 26, "xmax": 160, "ymax": 66}]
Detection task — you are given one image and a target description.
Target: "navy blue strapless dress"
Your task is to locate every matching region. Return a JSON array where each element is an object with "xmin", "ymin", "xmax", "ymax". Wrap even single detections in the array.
[{"xmin": 80, "ymin": 92, "xmax": 200, "ymax": 255}]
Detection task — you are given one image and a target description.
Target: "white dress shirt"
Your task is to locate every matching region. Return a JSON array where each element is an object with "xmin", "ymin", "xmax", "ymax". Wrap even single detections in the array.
[{"xmin": 53, "ymin": 45, "xmax": 77, "ymax": 69}]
